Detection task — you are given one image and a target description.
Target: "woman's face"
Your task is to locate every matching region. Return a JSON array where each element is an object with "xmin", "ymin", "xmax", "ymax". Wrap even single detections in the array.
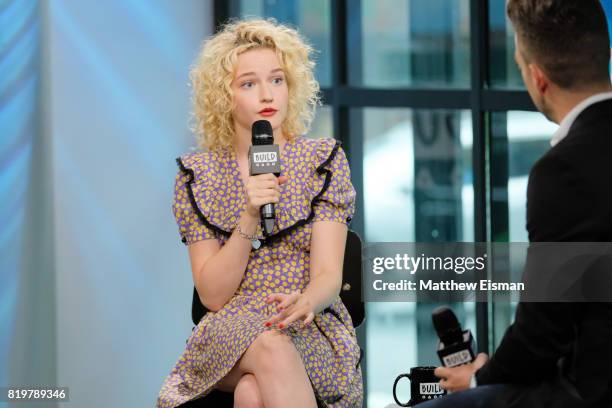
[{"xmin": 230, "ymin": 47, "xmax": 289, "ymax": 140}]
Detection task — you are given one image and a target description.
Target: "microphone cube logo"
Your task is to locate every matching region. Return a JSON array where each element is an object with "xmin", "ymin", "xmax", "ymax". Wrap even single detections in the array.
[
  {"xmin": 249, "ymin": 145, "xmax": 281, "ymax": 175},
  {"xmin": 253, "ymin": 151, "xmax": 278, "ymax": 164},
  {"xmin": 442, "ymin": 349, "xmax": 472, "ymax": 367},
  {"xmin": 419, "ymin": 382, "xmax": 444, "ymax": 395}
]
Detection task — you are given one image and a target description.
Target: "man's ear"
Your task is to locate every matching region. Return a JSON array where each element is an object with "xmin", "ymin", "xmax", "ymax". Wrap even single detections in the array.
[{"xmin": 529, "ymin": 63, "xmax": 549, "ymax": 95}]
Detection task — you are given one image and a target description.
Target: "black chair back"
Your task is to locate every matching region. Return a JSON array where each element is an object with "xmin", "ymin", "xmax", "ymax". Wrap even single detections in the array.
[{"xmin": 339, "ymin": 230, "xmax": 364, "ymax": 327}]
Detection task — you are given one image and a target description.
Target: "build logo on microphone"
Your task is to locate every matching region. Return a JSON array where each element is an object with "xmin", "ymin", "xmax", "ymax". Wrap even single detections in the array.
[
  {"xmin": 442, "ymin": 349, "xmax": 473, "ymax": 367},
  {"xmin": 252, "ymin": 151, "xmax": 277, "ymax": 166}
]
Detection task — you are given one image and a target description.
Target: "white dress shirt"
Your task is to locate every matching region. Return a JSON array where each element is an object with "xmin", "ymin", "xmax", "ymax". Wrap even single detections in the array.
[{"xmin": 550, "ymin": 91, "xmax": 612, "ymax": 147}]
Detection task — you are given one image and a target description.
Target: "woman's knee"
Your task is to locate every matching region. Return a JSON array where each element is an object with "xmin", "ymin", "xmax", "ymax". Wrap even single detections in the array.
[
  {"xmin": 233, "ymin": 374, "xmax": 263, "ymax": 408},
  {"xmin": 246, "ymin": 330, "xmax": 301, "ymax": 371}
]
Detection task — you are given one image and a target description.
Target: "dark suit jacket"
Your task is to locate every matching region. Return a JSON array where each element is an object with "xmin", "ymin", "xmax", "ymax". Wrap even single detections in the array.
[{"xmin": 475, "ymin": 99, "xmax": 612, "ymax": 407}]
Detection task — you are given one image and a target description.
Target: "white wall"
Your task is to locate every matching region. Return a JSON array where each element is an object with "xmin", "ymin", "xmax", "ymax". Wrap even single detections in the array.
[{"xmin": 46, "ymin": 1, "xmax": 213, "ymax": 406}]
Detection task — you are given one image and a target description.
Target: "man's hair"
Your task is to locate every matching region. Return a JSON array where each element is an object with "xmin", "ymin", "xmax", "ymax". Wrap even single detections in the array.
[{"xmin": 507, "ymin": 0, "xmax": 611, "ymax": 89}]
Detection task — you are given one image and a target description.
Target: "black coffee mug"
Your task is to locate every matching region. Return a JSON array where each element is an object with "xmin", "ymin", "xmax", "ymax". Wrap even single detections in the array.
[{"xmin": 393, "ymin": 366, "xmax": 446, "ymax": 406}]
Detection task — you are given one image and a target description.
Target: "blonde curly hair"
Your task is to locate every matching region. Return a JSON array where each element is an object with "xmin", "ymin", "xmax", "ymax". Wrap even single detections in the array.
[{"xmin": 189, "ymin": 18, "xmax": 321, "ymax": 150}]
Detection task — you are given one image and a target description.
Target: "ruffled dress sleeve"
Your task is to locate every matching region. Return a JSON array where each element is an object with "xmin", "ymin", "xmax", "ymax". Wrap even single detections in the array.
[
  {"xmin": 312, "ymin": 138, "xmax": 356, "ymax": 225},
  {"xmin": 172, "ymin": 156, "xmax": 216, "ymax": 245}
]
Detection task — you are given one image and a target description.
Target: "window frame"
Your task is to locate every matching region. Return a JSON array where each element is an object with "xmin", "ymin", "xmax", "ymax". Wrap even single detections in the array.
[{"xmin": 214, "ymin": 0, "xmax": 537, "ymax": 383}]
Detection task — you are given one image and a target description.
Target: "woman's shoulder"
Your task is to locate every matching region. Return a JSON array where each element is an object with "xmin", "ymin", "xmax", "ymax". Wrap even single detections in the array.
[
  {"xmin": 294, "ymin": 135, "xmax": 340, "ymax": 151},
  {"xmin": 173, "ymin": 148, "xmax": 239, "ymax": 235},
  {"xmin": 292, "ymin": 136, "xmax": 344, "ymax": 169},
  {"xmin": 176, "ymin": 148, "xmax": 230, "ymax": 179}
]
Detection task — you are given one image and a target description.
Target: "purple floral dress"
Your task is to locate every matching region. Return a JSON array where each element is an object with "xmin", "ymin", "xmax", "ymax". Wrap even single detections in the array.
[{"xmin": 157, "ymin": 137, "xmax": 363, "ymax": 407}]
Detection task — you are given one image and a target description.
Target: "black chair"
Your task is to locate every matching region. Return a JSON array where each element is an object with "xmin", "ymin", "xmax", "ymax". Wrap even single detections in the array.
[{"xmin": 180, "ymin": 230, "xmax": 364, "ymax": 407}]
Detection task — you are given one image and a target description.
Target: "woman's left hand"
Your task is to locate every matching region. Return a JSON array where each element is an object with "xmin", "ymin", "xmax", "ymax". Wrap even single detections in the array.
[{"xmin": 264, "ymin": 290, "xmax": 316, "ymax": 329}]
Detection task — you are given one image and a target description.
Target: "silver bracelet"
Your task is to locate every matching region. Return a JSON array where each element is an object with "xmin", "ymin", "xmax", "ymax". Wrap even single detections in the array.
[{"xmin": 235, "ymin": 223, "xmax": 262, "ymax": 249}]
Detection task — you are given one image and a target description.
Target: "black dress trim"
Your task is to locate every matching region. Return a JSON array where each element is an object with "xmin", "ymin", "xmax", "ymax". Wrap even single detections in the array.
[
  {"xmin": 175, "ymin": 139, "xmax": 342, "ymax": 248},
  {"xmin": 176, "ymin": 157, "xmax": 231, "ymax": 240}
]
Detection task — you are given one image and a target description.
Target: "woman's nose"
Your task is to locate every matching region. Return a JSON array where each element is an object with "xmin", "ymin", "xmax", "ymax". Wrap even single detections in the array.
[{"xmin": 260, "ymin": 84, "xmax": 273, "ymax": 102}]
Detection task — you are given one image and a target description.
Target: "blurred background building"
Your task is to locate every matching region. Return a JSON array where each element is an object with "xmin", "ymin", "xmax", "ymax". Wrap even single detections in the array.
[{"xmin": 1, "ymin": 1, "xmax": 611, "ymax": 407}]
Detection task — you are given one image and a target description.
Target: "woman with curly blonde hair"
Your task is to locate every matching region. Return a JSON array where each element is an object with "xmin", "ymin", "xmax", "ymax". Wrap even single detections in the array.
[{"xmin": 157, "ymin": 18, "xmax": 363, "ymax": 408}]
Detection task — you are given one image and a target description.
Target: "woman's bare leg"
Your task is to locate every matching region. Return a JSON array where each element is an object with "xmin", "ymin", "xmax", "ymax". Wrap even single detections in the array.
[
  {"xmin": 217, "ymin": 330, "xmax": 317, "ymax": 408},
  {"xmin": 233, "ymin": 374, "xmax": 263, "ymax": 408}
]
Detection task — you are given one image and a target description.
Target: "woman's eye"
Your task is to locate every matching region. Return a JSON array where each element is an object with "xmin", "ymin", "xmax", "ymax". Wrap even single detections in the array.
[
  {"xmin": 272, "ymin": 77, "xmax": 284, "ymax": 85},
  {"xmin": 241, "ymin": 81, "xmax": 254, "ymax": 89}
]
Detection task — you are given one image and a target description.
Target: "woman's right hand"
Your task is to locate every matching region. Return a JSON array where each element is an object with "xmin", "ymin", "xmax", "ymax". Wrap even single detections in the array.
[{"xmin": 244, "ymin": 174, "xmax": 289, "ymax": 218}]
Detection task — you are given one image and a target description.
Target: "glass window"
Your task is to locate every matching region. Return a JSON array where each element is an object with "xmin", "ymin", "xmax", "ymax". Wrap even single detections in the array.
[
  {"xmin": 598, "ymin": 0, "xmax": 612, "ymax": 78},
  {"xmin": 490, "ymin": 111, "xmax": 557, "ymax": 242},
  {"xmin": 488, "ymin": 0, "xmax": 524, "ymax": 88},
  {"xmin": 239, "ymin": 0, "xmax": 332, "ymax": 87},
  {"xmin": 309, "ymin": 105, "xmax": 333, "ymax": 139},
  {"xmin": 359, "ymin": 107, "xmax": 475, "ymax": 406},
  {"xmin": 505, "ymin": 112, "xmax": 557, "ymax": 241},
  {"xmin": 358, "ymin": 0, "xmax": 471, "ymax": 88},
  {"xmin": 604, "ymin": 1, "xmax": 612, "ymax": 73},
  {"xmin": 361, "ymin": 108, "xmax": 473, "ymax": 242},
  {"xmin": 489, "ymin": 110, "xmax": 557, "ymax": 347}
]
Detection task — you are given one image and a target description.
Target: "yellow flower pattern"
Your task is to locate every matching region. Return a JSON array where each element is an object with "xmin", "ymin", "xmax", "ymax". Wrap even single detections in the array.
[{"xmin": 157, "ymin": 137, "xmax": 363, "ymax": 407}]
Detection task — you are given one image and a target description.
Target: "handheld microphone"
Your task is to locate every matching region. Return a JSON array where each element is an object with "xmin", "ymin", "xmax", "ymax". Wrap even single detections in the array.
[
  {"xmin": 432, "ymin": 306, "xmax": 476, "ymax": 367},
  {"xmin": 249, "ymin": 120, "xmax": 281, "ymax": 236}
]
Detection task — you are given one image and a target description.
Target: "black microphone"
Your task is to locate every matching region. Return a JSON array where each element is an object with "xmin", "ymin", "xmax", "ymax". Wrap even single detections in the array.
[
  {"xmin": 249, "ymin": 120, "xmax": 281, "ymax": 236},
  {"xmin": 432, "ymin": 306, "xmax": 476, "ymax": 367}
]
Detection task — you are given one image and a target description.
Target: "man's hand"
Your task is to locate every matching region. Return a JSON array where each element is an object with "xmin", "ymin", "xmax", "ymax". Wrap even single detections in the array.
[{"xmin": 434, "ymin": 353, "xmax": 489, "ymax": 392}]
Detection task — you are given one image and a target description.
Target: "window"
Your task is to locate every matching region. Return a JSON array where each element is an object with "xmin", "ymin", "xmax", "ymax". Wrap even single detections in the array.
[
  {"xmin": 213, "ymin": 1, "xmax": 610, "ymax": 405},
  {"xmin": 358, "ymin": 1, "xmax": 470, "ymax": 88}
]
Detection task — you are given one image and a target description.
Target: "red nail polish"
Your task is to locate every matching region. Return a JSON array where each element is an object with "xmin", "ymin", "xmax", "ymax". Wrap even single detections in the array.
[
  {"xmin": 265, "ymin": 322, "xmax": 271, "ymax": 327},
  {"xmin": 278, "ymin": 323, "xmax": 285, "ymax": 329}
]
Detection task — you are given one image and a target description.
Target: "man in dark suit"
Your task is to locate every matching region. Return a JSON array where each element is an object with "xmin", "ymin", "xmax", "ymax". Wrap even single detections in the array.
[{"xmin": 421, "ymin": 1, "xmax": 612, "ymax": 407}]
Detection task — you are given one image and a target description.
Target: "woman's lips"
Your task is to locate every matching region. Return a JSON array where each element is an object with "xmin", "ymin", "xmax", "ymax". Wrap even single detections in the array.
[{"xmin": 259, "ymin": 108, "xmax": 277, "ymax": 117}]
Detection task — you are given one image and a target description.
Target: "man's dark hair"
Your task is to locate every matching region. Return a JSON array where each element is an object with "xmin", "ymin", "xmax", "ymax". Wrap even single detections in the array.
[{"xmin": 507, "ymin": 0, "xmax": 611, "ymax": 89}]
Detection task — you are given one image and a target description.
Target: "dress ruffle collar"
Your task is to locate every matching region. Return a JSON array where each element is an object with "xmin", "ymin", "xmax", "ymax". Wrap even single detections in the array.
[{"xmin": 176, "ymin": 137, "xmax": 341, "ymax": 247}]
